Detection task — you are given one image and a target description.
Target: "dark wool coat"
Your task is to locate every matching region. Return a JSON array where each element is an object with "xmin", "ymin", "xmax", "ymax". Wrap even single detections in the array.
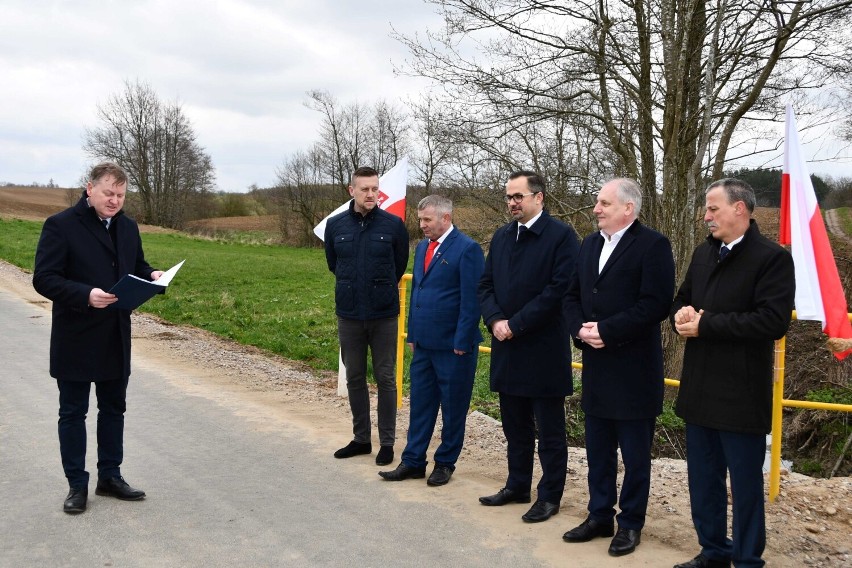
[
  {"xmin": 324, "ymin": 201, "xmax": 409, "ymax": 321},
  {"xmin": 670, "ymin": 220, "xmax": 795, "ymax": 434},
  {"xmin": 479, "ymin": 211, "xmax": 579, "ymax": 397},
  {"xmin": 33, "ymin": 194, "xmax": 157, "ymax": 382},
  {"xmin": 564, "ymin": 221, "xmax": 675, "ymax": 420}
]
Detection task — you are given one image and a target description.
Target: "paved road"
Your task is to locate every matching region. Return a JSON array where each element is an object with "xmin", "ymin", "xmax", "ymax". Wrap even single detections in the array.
[{"xmin": 0, "ymin": 284, "xmax": 686, "ymax": 567}]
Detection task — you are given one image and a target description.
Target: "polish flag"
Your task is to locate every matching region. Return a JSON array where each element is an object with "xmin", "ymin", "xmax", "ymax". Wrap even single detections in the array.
[
  {"xmin": 313, "ymin": 157, "xmax": 409, "ymax": 241},
  {"xmin": 779, "ymin": 104, "xmax": 852, "ymax": 359}
]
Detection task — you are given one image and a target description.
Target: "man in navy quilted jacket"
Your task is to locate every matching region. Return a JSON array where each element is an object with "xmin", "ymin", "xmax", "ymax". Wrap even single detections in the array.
[{"xmin": 324, "ymin": 166, "xmax": 409, "ymax": 466}]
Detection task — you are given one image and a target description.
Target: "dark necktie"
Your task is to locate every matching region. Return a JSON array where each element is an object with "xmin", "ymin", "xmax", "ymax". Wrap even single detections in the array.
[
  {"xmin": 719, "ymin": 245, "xmax": 730, "ymax": 261},
  {"xmin": 102, "ymin": 219, "xmax": 109, "ymax": 230},
  {"xmin": 517, "ymin": 224, "xmax": 528, "ymax": 241},
  {"xmin": 424, "ymin": 240, "xmax": 439, "ymax": 270}
]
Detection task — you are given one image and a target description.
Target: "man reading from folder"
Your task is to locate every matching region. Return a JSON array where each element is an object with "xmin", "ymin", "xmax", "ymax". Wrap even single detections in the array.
[{"xmin": 34, "ymin": 162, "xmax": 163, "ymax": 514}]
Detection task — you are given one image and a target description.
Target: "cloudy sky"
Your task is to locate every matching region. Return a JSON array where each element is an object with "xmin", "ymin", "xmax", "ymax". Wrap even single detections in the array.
[
  {"xmin": 0, "ymin": 0, "xmax": 441, "ymax": 191},
  {"xmin": 1, "ymin": 1, "xmax": 849, "ymax": 192}
]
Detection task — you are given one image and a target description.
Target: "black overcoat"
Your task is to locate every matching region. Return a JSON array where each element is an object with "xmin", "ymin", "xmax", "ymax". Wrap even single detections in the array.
[
  {"xmin": 479, "ymin": 211, "xmax": 579, "ymax": 397},
  {"xmin": 33, "ymin": 194, "xmax": 156, "ymax": 382},
  {"xmin": 669, "ymin": 221, "xmax": 795, "ymax": 434},
  {"xmin": 564, "ymin": 221, "xmax": 675, "ymax": 420}
]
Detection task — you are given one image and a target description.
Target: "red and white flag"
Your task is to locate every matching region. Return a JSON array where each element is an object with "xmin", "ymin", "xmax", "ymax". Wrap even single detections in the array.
[
  {"xmin": 780, "ymin": 104, "xmax": 852, "ymax": 359},
  {"xmin": 313, "ymin": 157, "xmax": 408, "ymax": 241}
]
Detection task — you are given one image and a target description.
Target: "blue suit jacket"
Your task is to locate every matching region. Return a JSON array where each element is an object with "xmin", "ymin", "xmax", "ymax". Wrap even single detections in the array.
[
  {"xmin": 407, "ymin": 226, "xmax": 484, "ymax": 352},
  {"xmin": 564, "ymin": 221, "xmax": 675, "ymax": 420}
]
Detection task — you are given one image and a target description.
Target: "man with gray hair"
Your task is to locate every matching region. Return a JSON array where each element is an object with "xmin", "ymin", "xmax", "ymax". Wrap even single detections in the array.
[
  {"xmin": 671, "ymin": 178, "xmax": 794, "ymax": 568},
  {"xmin": 563, "ymin": 178, "xmax": 675, "ymax": 556},
  {"xmin": 379, "ymin": 195, "xmax": 484, "ymax": 486}
]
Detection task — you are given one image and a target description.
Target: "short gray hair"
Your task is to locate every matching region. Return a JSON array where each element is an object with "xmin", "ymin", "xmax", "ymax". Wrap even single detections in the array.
[
  {"xmin": 417, "ymin": 194, "xmax": 453, "ymax": 216},
  {"xmin": 706, "ymin": 178, "xmax": 756, "ymax": 213},
  {"xmin": 612, "ymin": 178, "xmax": 642, "ymax": 217}
]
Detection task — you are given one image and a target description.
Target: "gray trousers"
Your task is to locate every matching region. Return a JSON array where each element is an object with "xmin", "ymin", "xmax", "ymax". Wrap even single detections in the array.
[{"xmin": 337, "ymin": 316, "xmax": 398, "ymax": 446}]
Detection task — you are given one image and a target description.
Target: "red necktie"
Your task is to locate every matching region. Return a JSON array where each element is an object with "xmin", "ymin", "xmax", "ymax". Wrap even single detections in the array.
[{"xmin": 424, "ymin": 240, "xmax": 439, "ymax": 270}]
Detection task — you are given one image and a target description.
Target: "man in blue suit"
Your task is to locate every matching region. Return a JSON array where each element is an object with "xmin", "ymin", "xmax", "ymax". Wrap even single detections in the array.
[
  {"xmin": 478, "ymin": 171, "xmax": 579, "ymax": 523},
  {"xmin": 562, "ymin": 178, "xmax": 675, "ymax": 556},
  {"xmin": 379, "ymin": 195, "xmax": 484, "ymax": 486}
]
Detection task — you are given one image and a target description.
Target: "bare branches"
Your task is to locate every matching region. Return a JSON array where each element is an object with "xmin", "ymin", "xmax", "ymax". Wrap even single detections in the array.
[
  {"xmin": 83, "ymin": 80, "xmax": 215, "ymax": 229},
  {"xmin": 397, "ymin": 0, "xmax": 852, "ymax": 271}
]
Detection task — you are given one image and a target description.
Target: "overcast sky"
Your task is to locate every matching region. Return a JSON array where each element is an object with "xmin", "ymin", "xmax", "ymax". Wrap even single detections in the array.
[
  {"xmin": 0, "ymin": 0, "xmax": 441, "ymax": 191},
  {"xmin": 0, "ymin": 1, "xmax": 849, "ymax": 192}
]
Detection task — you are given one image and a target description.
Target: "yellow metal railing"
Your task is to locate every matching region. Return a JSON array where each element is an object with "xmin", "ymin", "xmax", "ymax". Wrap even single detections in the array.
[{"xmin": 396, "ymin": 277, "xmax": 852, "ymax": 500}]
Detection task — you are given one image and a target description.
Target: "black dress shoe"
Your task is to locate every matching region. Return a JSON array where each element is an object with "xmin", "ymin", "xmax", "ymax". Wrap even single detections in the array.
[
  {"xmin": 378, "ymin": 462, "xmax": 426, "ymax": 481},
  {"xmin": 426, "ymin": 465, "xmax": 453, "ymax": 486},
  {"xmin": 608, "ymin": 527, "xmax": 641, "ymax": 556},
  {"xmin": 478, "ymin": 487, "xmax": 531, "ymax": 506},
  {"xmin": 562, "ymin": 516, "xmax": 615, "ymax": 542},
  {"xmin": 334, "ymin": 440, "xmax": 372, "ymax": 459},
  {"xmin": 674, "ymin": 554, "xmax": 732, "ymax": 568},
  {"xmin": 95, "ymin": 476, "xmax": 145, "ymax": 501},
  {"xmin": 63, "ymin": 487, "xmax": 87, "ymax": 514},
  {"xmin": 375, "ymin": 446, "xmax": 394, "ymax": 465},
  {"xmin": 521, "ymin": 500, "xmax": 560, "ymax": 523}
]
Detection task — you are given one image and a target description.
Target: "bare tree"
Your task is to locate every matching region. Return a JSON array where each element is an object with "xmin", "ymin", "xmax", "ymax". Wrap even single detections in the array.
[
  {"xmin": 306, "ymin": 90, "xmax": 413, "ymax": 191},
  {"xmin": 307, "ymin": 90, "xmax": 366, "ymax": 196},
  {"xmin": 366, "ymin": 99, "xmax": 411, "ymax": 174},
  {"xmin": 396, "ymin": 0, "xmax": 852, "ymax": 274},
  {"xmin": 83, "ymin": 80, "xmax": 216, "ymax": 228},
  {"xmin": 408, "ymin": 95, "xmax": 454, "ymax": 192},
  {"xmin": 274, "ymin": 143, "xmax": 339, "ymax": 243}
]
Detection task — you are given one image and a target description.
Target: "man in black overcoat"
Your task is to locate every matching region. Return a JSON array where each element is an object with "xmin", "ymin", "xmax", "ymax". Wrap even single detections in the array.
[
  {"xmin": 671, "ymin": 178, "xmax": 795, "ymax": 568},
  {"xmin": 478, "ymin": 170, "xmax": 579, "ymax": 523},
  {"xmin": 562, "ymin": 178, "xmax": 675, "ymax": 556},
  {"xmin": 33, "ymin": 162, "xmax": 163, "ymax": 514}
]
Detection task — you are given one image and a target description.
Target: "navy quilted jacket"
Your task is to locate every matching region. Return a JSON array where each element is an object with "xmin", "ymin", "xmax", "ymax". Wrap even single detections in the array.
[{"xmin": 324, "ymin": 201, "xmax": 409, "ymax": 320}]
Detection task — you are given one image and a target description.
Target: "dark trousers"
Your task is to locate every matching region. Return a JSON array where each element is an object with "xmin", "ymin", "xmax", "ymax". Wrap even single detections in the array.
[
  {"xmin": 499, "ymin": 393, "xmax": 567, "ymax": 503},
  {"xmin": 585, "ymin": 414, "xmax": 655, "ymax": 530},
  {"xmin": 686, "ymin": 423, "xmax": 766, "ymax": 568},
  {"xmin": 337, "ymin": 316, "xmax": 398, "ymax": 447},
  {"xmin": 56, "ymin": 377, "xmax": 128, "ymax": 489},
  {"xmin": 401, "ymin": 346, "xmax": 476, "ymax": 470}
]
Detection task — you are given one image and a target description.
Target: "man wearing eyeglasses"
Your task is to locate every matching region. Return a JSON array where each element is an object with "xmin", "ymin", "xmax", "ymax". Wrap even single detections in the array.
[
  {"xmin": 562, "ymin": 178, "xmax": 675, "ymax": 557},
  {"xmin": 478, "ymin": 170, "xmax": 579, "ymax": 523}
]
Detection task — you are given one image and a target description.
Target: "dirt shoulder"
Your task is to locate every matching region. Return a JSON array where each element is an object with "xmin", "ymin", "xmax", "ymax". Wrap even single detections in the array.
[{"xmin": 2, "ymin": 260, "xmax": 849, "ymax": 567}]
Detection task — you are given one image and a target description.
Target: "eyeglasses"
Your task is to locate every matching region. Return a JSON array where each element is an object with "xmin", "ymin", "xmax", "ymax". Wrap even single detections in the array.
[{"xmin": 504, "ymin": 192, "xmax": 538, "ymax": 203}]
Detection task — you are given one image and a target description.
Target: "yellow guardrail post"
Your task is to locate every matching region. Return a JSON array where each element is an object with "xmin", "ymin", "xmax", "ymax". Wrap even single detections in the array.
[
  {"xmin": 770, "ymin": 336, "xmax": 786, "ymax": 502},
  {"xmin": 395, "ymin": 274, "xmax": 412, "ymax": 408}
]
